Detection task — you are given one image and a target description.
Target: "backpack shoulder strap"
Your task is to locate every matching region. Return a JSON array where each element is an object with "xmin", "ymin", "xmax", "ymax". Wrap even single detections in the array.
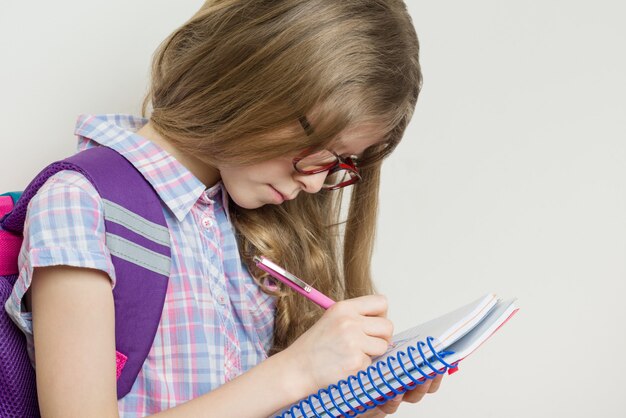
[{"xmin": 1, "ymin": 146, "xmax": 171, "ymax": 399}]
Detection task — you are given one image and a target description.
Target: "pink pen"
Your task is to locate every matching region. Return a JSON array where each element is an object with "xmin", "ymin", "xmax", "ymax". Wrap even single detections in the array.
[{"xmin": 253, "ymin": 256, "xmax": 336, "ymax": 309}]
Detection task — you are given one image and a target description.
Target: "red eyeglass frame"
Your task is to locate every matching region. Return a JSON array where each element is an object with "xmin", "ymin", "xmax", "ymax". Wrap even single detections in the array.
[{"xmin": 292, "ymin": 152, "xmax": 361, "ymax": 190}]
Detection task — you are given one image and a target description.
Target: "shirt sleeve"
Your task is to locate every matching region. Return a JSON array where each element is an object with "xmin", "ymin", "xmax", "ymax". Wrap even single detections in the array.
[{"xmin": 4, "ymin": 170, "xmax": 117, "ymax": 361}]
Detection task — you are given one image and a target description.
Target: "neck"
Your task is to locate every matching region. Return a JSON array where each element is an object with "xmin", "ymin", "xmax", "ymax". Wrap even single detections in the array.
[{"xmin": 136, "ymin": 122, "xmax": 221, "ymax": 188}]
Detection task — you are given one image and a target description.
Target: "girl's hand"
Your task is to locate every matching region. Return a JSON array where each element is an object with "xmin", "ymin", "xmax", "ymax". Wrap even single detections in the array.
[
  {"xmin": 284, "ymin": 295, "xmax": 393, "ymax": 393},
  {"xmin": 363, "ymin": 373, "xmax": 444, "ymax": 416}
]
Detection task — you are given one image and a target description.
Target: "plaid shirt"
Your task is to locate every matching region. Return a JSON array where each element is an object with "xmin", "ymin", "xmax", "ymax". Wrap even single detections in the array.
[{"xmin": 5, "ymin": 114, "xmax": 276, "ymax": 416}]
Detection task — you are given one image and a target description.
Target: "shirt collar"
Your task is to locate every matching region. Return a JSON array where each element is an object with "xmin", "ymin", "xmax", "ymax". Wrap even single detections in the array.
[{"xmin": 73, "ymin": 114, "xmax": 223, "ymax": 222}]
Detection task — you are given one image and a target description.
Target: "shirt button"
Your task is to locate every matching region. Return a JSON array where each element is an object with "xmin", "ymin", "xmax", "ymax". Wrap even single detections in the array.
[
  {"xmin": 201, "ymin": 216, "xmax": 214, "ymax": 229},
  {"xmin": 218, "ymin": 294, "xmax": 226, "ymax": 305}
]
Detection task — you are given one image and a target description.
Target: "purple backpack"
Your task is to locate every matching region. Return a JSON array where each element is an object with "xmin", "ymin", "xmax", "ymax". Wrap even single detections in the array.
[{"xmin": 0, "ymin": 146, "xmax": 171, "ymax": 417}]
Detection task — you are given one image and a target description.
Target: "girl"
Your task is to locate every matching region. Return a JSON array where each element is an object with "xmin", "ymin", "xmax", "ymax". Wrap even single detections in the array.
[{"xmin": 6, "ymin": 0, "xmax": 442, "ymax": 416}]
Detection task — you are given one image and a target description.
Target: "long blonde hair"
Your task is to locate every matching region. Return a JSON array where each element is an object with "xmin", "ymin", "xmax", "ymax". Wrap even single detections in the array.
[{"xmin": 142, "ymin": 0, "xmax": 422, "ymax": 353}]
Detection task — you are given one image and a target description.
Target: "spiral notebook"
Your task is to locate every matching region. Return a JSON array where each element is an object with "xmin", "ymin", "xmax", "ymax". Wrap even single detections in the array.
[{"xmin": 276, "ymin": 293, "xmax": 518, "ymax": 418}]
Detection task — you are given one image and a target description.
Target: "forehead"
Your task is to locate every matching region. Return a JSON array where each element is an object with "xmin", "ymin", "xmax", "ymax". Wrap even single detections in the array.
[{"xmin": 332, "ymin": 122, "xmax": 387, "ymax": 157}]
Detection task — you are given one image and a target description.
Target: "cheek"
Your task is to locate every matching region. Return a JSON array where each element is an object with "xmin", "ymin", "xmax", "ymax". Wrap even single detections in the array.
[
  {"xmin": 245, "ymin": 158, "xmax": 295, "ymax": 182},
  {"xmin": 219, "ymin": 172, "xmax": 262, "ymax": 209}
]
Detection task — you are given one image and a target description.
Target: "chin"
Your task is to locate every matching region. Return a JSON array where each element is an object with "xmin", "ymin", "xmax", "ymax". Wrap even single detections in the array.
[{"xmin": 228, "ymin": 194, "xmax": 264, "ymax": 210}]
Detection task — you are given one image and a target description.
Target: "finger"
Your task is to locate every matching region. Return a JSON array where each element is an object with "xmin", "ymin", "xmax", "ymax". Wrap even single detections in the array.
[
  {"xmin": 375, "ymin": 392, "xmax": 404, "ymax": 415},
  {"xmin": 362, "ymin": 335, "xmax": 390, "ymax": 357},
  {"xmin": 362, "ymin": 407, "xmax": 388, "ymax": 418},
  {"xmin": 342, "ymin": 294, "xmax": 388, "ymax": 316},
  {"xmin": 403, "ymin": 379, "xmax": 433, "ymax": 403},
  {"xmin": 427, "ymin": 373, "xmax": 444, "ymax": 393},
  {"xmin": 361, "ymin": 316, "xmax": 394, "ymax": 340}
]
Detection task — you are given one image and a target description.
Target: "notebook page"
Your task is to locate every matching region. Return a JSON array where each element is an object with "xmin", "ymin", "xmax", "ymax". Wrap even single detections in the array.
[
  {"xmin": 377, "ymin": 293, "xmax": 498, "ymax": 362},
  {"xmin": 441, "ymin": 298, "xmax": 518, "ymax": 362}
]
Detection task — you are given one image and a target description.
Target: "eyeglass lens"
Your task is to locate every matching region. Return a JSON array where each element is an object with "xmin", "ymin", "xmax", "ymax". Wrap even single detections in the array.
[{"xmin": 323, "ymin": 169, "xmax": 357, "ymax": 187}]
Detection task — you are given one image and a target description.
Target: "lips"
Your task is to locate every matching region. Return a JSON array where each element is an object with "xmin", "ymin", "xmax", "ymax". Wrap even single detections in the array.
[
  {"xmin": 270, "ymin": 186, "xmax": 296, "ymax": 202},
  {"xmin": 275, "ymin": 188, "xmax": 286, "ymax": 200},
  {"xmin": 269, "ymin": 186, "xmax": 286, "ymax": 203}
]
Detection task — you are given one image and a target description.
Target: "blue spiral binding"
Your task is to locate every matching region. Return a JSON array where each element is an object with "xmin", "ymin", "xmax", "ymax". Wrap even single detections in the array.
[
  {"xmin": 337, "ymin": 379, "xmax": 359, "ymax": 416},
  {"xmin": 277, "ymin": 336, "xmax": 455, "ymax": 418},
  {"xmin": 385, "ymin": 354, "xmax": 411, "ymax": 392}
]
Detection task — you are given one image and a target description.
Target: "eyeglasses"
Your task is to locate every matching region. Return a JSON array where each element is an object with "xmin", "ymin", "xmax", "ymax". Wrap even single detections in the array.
[
  {"xmin": 293, "ymin": 150, "xmax": 361, "ymax": 190},
  {"xmin": 293, "ymin": 117, "xmax": 361, "ymax": 190}
]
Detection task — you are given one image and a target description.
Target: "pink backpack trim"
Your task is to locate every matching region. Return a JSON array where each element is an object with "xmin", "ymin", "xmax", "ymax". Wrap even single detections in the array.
[{"xmin": 0, "ymin": 196, "xmax": 20, "ymax": 276}]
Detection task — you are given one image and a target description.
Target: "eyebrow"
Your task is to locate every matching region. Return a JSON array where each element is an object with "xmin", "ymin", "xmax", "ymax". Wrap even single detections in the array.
[{"xmin": 299, "ymin": 115, "xmax": 378, "ymax": 160}]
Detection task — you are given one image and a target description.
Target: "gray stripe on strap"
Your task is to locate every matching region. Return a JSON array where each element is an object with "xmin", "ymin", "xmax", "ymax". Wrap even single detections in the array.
[
  {"xmin": 105, "ymin": 233, "xmax": 170, "ymax": 276},
  {"xmin": 102, "ymin": 199, "xmax": 169, "ymax": 246}
]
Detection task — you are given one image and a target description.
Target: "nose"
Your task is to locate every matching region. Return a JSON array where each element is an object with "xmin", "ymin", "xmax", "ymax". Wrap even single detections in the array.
[{"xmin": 293, "ymin": 170, "xmax": 328, "ymax": 194}]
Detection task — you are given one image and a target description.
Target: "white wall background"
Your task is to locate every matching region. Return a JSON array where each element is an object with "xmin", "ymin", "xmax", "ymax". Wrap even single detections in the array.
[{"xmin": 1, "ymin": 1, "xmax": 625, "ymax": 417}]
